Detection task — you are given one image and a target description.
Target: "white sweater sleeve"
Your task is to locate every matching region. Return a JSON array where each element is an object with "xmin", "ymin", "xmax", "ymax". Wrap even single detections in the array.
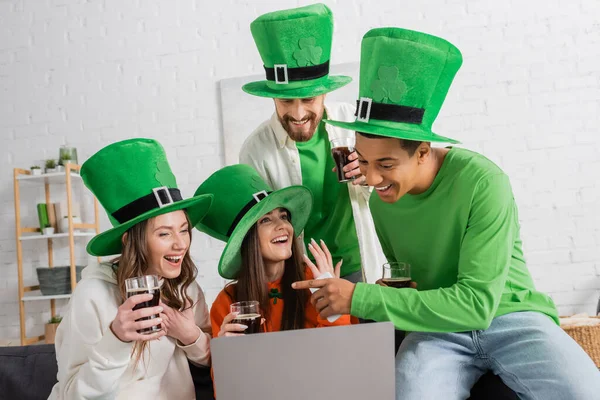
[
  {"xmin": 54, "ymin": 278, "xmax": 133, "ymax": 399},
  {"xmin": 176, "ymin": 281, "xmax": 211, "ymax": 366}
]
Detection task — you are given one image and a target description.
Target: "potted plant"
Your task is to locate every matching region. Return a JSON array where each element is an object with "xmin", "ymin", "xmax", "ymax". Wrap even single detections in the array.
[
  {"xmin": 57, "ymin": 153, "xmax": 71, "ymax": 172},
  {"xmin": 45, "ymin": 159, "xmax": 57, "ymax": 173},
  {"xmin": 60, "ymin": 153, "xmax": 72, "ymax": 165},
  {"xmin": 59, "ymin": 145, "xmax": 78, "ymax": 166},
  {"xmin": 45, "ymin": 315, "xmax": 62, "ymax": 344},
  {"xmin": 42, "ymin": 224, "xmax": 54, "ymax": 236},
  {"xmin": 30, "ymin": 165, "xmax": 41, "ymax": 176}
]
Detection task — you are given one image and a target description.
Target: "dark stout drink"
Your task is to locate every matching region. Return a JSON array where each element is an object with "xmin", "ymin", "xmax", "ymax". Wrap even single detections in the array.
[
  {"xmin": 232, "ymin": 313, "xmax": 261, "ymax": 334},
  {"xmin": 331, "ymin": 146, "xmax": 353, "ymax": 182},
  {"xmin": 127, "ymin": 287, "xmax": 161, "ymax": 334},
  {"xmin": 382, "ymin": 277, "xmax": 411, "ymax": 289}
]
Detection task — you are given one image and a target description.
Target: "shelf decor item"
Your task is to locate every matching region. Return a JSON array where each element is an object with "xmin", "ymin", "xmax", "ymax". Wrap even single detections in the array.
[
  {"xmin": 42, "ymin": 225, "xmax": 54, "ymax": 236},
  {"xmin": 45, "ymin": 315, "xmax": 62, "ymax": 344},
  {"xmin": 36, "ymin": 266, "xmax": 85, "ymax": 295},
  {"xmin": 45, "ymin": 159, "xmax": 56, "ymax": 173},
  {"xmin": 36, "ymin": 204, "xmax": 49, "ymax": 231},
  {"xmin": 59, "ymin": 215, "xmax": 82, "ymax": 233},
  {"xmin": 30, "ymin": 166, "xmax": 41, "ymax": 176},
  {"xmin": 58, "ymin": 145, "xmax": 78, "ymax": 166},
  {"xmin": 61, "ymin": 154, "xmax": 71, "ymax": 164}
]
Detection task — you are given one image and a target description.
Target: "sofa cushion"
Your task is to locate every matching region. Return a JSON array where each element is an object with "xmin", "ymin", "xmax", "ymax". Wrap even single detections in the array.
[
  {"xmin": 0, "ymin": 344, "xmax": 216, "ymax": 400},
  {"xmin": 0, "ymin": 344, "xmax": 58, "ymax": 400}
]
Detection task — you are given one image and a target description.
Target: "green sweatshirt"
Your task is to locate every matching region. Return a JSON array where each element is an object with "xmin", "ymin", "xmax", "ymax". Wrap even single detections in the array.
[{"xmin": 351, "ymin": 147, "xmax": 558, "ymax": 332}]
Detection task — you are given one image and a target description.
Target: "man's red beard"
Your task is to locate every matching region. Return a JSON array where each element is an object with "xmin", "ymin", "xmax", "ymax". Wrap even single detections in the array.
[{"xmin": 279, "ymin": 111, "xmax": 322, "ymax": 142}]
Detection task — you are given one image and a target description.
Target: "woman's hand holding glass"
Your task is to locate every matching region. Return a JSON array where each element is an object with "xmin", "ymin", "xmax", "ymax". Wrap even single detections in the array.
[{"xmin": 110, "ymin": 294, "xmax": 165, "ymax": 343}]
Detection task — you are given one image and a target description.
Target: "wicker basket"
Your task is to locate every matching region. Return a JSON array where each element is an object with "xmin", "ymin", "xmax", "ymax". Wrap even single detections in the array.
[
  {"xmin": 561, "ymin": 316, "xmax": 600, "ymax": 368},
  {"xmin": 36, "ymin": 266, "xmax": 85, "ymax": 295}
]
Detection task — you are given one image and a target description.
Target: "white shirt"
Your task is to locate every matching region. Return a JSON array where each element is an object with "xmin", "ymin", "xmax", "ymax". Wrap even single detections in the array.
[{"xmin": 239, "ymin": 102, "xmax": 385, "ymax": 283}]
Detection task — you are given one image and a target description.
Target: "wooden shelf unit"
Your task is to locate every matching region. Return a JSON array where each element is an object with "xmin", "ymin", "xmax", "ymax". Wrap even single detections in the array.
[{"xmin": 13, "ymin": 164, "xmax": 101, "ymax": 345}]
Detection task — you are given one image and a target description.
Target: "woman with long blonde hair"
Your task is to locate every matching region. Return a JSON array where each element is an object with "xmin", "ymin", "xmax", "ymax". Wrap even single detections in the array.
[{"xmin": 50, "ymin": 139, "xmax": 214, "ymax": 399}]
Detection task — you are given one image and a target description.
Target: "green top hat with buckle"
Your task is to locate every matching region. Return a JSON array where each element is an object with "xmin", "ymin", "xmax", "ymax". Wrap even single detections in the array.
[
  {"xmin": 242, "ymin": 3, "xmax": 352, "ymax": 99},
  {"xmin": 194, "ymin": 164, "xmax": 312, "ymax": 279},
  {"xmin": 80, "ymin": 138, "xmax": 213, "ymax": 257},
  {"xmin": 325, "ymin": 28, "xmax": 462, "ymax": 143}
]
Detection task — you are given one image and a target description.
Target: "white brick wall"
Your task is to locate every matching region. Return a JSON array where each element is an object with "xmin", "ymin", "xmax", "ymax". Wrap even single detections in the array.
[{"xmin": 1, "ymin": 0, "xmax": 599, "ymax": 340}]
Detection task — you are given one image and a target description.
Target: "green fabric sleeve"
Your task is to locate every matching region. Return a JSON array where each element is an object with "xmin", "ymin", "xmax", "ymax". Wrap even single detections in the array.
[{"xmin": 351, "ymin": 174, "xmax": 516, "ymax": 332}]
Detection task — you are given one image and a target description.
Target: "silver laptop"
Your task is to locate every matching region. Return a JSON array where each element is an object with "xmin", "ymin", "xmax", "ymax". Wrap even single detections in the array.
[{"xmin": 211, "ymin": 322, "xmax": 395, "ymax": 400}]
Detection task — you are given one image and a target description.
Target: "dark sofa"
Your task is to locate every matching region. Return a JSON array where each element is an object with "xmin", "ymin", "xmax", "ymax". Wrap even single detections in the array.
[
  {"xmin": 0, "ymin": 344, "xmax": 214, "ymax": 400},
  {"xmin": 0, "ymin": 344, "xmax": 515, "ymax": 399},
  {"xmin": 0, "ymin": 344, "xmax": 58, "ymax": 400}
]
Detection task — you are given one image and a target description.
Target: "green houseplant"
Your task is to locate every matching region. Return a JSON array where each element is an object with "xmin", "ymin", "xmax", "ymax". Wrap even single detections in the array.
[
  {"xmin": 58, "ymin": 145, "xmax": 78, "ymax": 166},
  {"xmin": 60, "ymin": 153, "xmax": 71, "ymax": 165},
  {"xmin": 30, "ymin": 165, "xmax": 42, "ymax": 176},
  {"xmin": 45, "ymin": 315, "xmax": 62, "ymax": 344},
  {"xmin": 45, "ymin": 159, "xmax": 57, "ymax": 173}
]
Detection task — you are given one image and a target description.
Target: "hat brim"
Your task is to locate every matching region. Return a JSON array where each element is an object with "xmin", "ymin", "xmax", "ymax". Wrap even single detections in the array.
[
  {"xmin": 217, "ymin": 186, "xmax": 312, "ymax": 279},
  {"xmin": 242, "ymin": 75, "xmax": 352, "ymax": 99},
  {"xmin": 87, "ymin": 194, "xmax": 213, "ymax": 257},
  {"xmin": 324, "ymin": 118, "xmax": 460, "ymax": 144}
]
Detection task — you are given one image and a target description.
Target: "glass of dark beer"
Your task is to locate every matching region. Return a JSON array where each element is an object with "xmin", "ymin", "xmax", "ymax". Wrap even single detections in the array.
[
  {"xmin": 230, "ymin": 300, "xmax": 262, "ymax": 334},
  {"xmin": 330, "ymin": 137, "xmax": 355, "ymax": 183},
  {"xmin": 382, "ymin": 262, "xmax": 411, "ymax": 288},
  {"xmin": 125, "ymin": 275, "xmax": 161, "ymax": 334}
]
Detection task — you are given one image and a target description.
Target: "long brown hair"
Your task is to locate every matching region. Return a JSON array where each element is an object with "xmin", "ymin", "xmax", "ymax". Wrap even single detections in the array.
[
  {"xmin": 226, "ymin": 212, "xmax": 307, "ymax": 331},
  {"xmin": 113, "ymin": 211, "xmax": 197, "ymax": 365}
]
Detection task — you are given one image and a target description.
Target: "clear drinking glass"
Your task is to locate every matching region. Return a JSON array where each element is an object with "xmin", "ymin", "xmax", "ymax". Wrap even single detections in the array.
[
  {"xmin": 230, "ymin": 300, "xmax": 262, "ymax": 334},
  {"xmin": 330, "ymin": 137, "xmax": 356, "ymax": 183},
  {"xmin": 125, "ymin": 275, "xmax": 161, "ymax": 334},
  {"xmin": 382, "ymin": 262, "xmax": 411, "ymax": 288}
]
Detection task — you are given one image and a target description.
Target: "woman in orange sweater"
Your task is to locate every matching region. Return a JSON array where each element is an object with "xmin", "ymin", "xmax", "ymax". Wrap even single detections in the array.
[{"xmin": 194, "ymin": 164, "xmax": 351, "ymax": 338}]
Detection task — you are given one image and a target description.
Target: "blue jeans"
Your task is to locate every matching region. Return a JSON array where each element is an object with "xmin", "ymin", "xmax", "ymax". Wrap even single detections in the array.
[{"xmin": 396, "ymin": 311, "xmax": 600, "ymax": 399}]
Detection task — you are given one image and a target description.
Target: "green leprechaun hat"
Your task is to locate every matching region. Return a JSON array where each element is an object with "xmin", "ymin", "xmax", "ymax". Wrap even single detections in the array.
[
  {"xmin": 80, "ymin": 138, "xmax": 213, "ymax": 257},
  {"xmin": 242, "ymin": 3, "xmax": 351, "ymax": 99},
  {"xmin": 194, "ymin": 164, "xmax": 312, "ymax": 279},
  {"xmin": 325, "ymin": 28, "xmax": 462, "ymax": 143}
]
